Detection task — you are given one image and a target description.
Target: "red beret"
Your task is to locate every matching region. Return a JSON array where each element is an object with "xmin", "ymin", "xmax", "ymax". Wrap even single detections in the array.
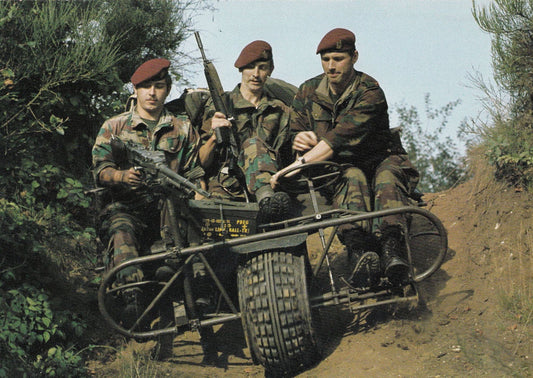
[
  {"xmin": 130, "ymin": 58, "xmax": 170, "ymax": 86},
  {"xmin": 234, "ymin": 40, "xmax": 273, "ymax": 69},
  {"xmin": 316, "ymin": 28, "xmax": 356, "ymax": 54}
]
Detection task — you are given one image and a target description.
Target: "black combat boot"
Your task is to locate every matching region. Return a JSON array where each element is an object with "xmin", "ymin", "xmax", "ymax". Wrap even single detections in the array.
[
  {"xmin": 257, "ymin": 187, "xmax": 291, "ymax": 225},
  {"xmin": 269, "ymin": 191, "xmax": 291, "ymax": 222},
  {"xmin": 345, "ymin": 229, "xmax": 380, "ymax": 290},
  {"xmin": 350, "ymin": 251, "xmax": 381, "ymax": 290},
  {"xmin": 380, "ymin": 227, "xmax": 410, "ymax": 286},
  {"xmin": 122, "ymin": 287, "xmax": 144, "ymax": 329},
  {"xmin": 155, "ymin": 265, "xmax": 176, "ymax": 282}
]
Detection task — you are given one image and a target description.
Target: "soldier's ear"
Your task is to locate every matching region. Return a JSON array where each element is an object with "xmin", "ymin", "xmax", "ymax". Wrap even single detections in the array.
[{"xmin": 352, "ymin": 51, "xmax": 359, "ymax": 65}]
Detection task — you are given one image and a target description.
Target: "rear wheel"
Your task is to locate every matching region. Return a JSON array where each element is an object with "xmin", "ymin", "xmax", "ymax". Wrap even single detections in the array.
[
  {"xmin": 238, "ymin": 251, "xmax": 318, "ymax": 375},
  {"xmin": 408, "ymin": 210, "xmax": 448, "ymax": 282}
]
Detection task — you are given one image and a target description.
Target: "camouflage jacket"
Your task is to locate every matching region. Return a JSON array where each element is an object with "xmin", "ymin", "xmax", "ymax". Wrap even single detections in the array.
[
  {"xmin": 201, "ymin": 84, "xmax": 290, "ymax": 175},
  {"xmin": 92, "ymin": 107, "xmax": 203, "ymax": 190},
  {"xmin": 291, "ymin": 70, "xmax": 402, "ymax": 169},
  {"xmin": 201, "ymin": 85, "xmax": 290, "ymax": 152}
]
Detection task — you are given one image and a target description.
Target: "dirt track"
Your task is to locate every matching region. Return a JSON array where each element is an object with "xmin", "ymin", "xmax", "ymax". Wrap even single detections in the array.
[{"xmin": 91, "ymin": 181, "xmax": 532, "ymax": 377}]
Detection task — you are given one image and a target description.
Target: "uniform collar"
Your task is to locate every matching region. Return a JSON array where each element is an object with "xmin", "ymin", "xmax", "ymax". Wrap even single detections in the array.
[
  {"xmin": 315, "ymin": 69, "xmax": 359, "ymax": 106},
  {"xmin": 130, "ymin": 106, "xmax": 174, "ymax": 133},
  {"xmin": 232, "ymin": 84, "xmax": 275, "ymax": 110}
]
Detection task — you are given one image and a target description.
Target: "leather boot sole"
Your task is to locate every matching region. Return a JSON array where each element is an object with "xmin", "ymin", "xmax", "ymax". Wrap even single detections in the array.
[{"xmin": 350, "ymin": 251, "xmax": 380, "ymax": 290}]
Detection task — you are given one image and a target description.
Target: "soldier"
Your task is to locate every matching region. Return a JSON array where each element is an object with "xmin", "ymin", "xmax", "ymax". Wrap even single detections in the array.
[
  {"xmin": 198, "ymin": 40, "xmax": 293, "ymax": 224},
  {"xmin": 271, "ymin": 28, "xmax": 419, "ymax": 288},
  {"xmin": 92, "ymin": 58, "xmax": 204, "ymax": 325}
]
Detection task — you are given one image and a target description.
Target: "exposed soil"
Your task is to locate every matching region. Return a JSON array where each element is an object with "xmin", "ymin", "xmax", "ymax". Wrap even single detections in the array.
[{"xmin": 87, "ymin": 177, "xmax": 533, "ymax": 377}]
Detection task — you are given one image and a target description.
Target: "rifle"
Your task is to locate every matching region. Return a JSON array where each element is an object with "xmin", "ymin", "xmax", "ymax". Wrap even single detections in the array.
[
  {"xmin": 194, "ymin": 31, "xmax": 248, "ymax": 200},
  {"xmin": 194, "ymin": 32, "xmax": 233, "ymax": 147},
  {"xmin": 110, "ymin": 135, "xmax": 210, "ymax": 198}
]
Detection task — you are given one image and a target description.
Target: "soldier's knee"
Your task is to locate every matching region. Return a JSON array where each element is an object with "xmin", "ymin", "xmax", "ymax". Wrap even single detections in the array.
[
  {"xmin": 374, "ymin": 169, "xmax": 396, "ymax": 186},
  {"xmin": 344, "ymin": 167, "xmax": 367, "ymax": 183}
]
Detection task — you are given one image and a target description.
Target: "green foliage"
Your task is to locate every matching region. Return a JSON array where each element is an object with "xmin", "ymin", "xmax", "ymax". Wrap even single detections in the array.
[
  {"xmin": 0, "ymin": 278, "xmax": 87, "ymax": 377},
  {"xmin": 1, "ymin": 1, "xmax": 122, "ymax": 180},
  {"xmin": 393, "ymin": 94, "xmax": 467, "ymax": 193},
  {"xmin": 0, "ymin": 0, "xmax": 214, "ymax": 375},
  {"xmin": 0, "ymin": 0, "xmax": 213, "ymax": 171},
  {"xmin": 0, "ymin": 198, "xmax": 94, "ymax": 377},
  {"xmin": 473, "ymin": 0, "xmax": 533, "ymax": 114},
  {"xmin": 484, "ymin": 121, "xmax": 533, "ymax": 187},
  {"xmin": 472, "ymin": 0, "xmax": 533, "ymax": 189},
  {"xmin": 0, "ymin": 198, "xmax": 43, "ymax": 254},
  {"xmin": 103, "ymin": 0, "xmax": 214, "ymax": 84},
  {"xmin": 1, "ymin": 158, "xmax": 94, "ymax": 241}
]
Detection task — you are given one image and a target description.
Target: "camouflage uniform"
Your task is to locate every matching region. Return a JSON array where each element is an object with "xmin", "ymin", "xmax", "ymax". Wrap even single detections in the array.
[
  {"xmin": 92, "ymin": 107, "xmax": 202, "ymax": 283},
  {"xmin": 201, "ymin": 85, "xmax": 290, "ymax": 199},
  {"xmin": 290, "ymin": 70, "xmax": 419, "ymax": 243}
]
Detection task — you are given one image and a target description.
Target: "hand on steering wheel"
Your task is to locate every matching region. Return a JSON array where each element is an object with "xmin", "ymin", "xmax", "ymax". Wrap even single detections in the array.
[{"xmin": 271, "ymin": 160, "xmax": 346, "ymax": 195}]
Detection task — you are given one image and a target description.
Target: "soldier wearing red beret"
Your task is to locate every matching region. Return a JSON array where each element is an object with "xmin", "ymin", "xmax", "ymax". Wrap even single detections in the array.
[
  {"xmin": 92, "ymin": 58, "xmax": 204, "ymax": 330},
  {"xmin": 199, "ymin": 41, "xmax": 295, "ymax": 224},
  {"xmin": 272, "ymin": 28, "xmax": 420, "ymax": 289}
]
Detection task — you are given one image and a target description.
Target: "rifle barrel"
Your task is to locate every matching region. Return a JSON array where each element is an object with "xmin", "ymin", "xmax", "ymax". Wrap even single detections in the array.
[
  {"xmin": 158, "ymin": 163, "xmax": 211, "ymax": 198},
  {"xmin": 194, "ymin": 31, "xmax": 208, "ymax": 62}
]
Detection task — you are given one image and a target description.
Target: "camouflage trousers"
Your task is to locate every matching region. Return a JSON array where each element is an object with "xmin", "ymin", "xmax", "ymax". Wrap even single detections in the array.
[
  {"xmin": 330, "ymin": 154, "xmax": 419, "ymax": 245},
  {"xmin": 100, "ymin": 200, "xmax": 161, "ymax": 285},
  {"xmin": 207, "ymin": 136, "xmax": 279, "ymax": 200}
]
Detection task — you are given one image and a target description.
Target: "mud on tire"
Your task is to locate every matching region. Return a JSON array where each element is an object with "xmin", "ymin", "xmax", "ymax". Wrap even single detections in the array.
[{"xmin": 238, "ymin": 251, "xmax": 318, "ymax": 375}]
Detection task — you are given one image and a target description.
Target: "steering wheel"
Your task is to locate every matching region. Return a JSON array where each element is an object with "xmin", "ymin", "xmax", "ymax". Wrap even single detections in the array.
[{"xmin": 276, "ymin": 161, "xmax": 347, "ymax": 195}]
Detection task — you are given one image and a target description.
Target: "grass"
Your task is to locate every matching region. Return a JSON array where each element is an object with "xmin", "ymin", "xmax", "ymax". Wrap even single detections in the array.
[{"xmin": 112, "ymin": 340, "xmax": 163, "ymax": 378}]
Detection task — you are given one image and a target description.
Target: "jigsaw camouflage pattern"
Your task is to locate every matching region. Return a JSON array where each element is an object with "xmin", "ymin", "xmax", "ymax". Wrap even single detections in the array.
[
  {"xmin": 93, "ymin": 107, "xmax": 202, "ymax": 283},
  {"xmin": 99, "ymin": 201, "xmax": 159, "ymax": 284},
  {"xmin": 239, "ymin": 136, "xmax": 279, "ymax": 193},
  {"xmin": 290, "ymin": 70, "xmax": 419, "ymax": 239},
  {"xmin": 201, "ymin": 85, "xmax": 290, "ymax": 198},
  {"xmin": 93, "ymin": 107, "xmax": 201, "ymax": 180}
]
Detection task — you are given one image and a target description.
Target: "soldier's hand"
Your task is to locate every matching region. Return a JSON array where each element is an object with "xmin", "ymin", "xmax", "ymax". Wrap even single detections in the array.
[
  {"xmin": 270, "ymin": 156, "xmax": 305, "ymax": 189},
  {"xmin": 293, "ymin": 131, "xmax": 318, "ymax": 152},
  {"xmin": 211, "ymin": 112, "xmax": 231, "ymax": 131},
  {"xmin": 99, "ymin": 167, "xmax": 143, "ymax": 187},
  {"xmin": 122, "ymin": 167, "xmax": 143, "ymax": 187}
]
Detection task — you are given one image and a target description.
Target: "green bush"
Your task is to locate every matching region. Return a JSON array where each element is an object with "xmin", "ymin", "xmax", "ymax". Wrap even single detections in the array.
[
  {"xmin": 0, "ymin": 0, "xmax": 213, "ymax": 374},
  {"xmin": 0, "ymin": 279, "xmax": 88, "ymax": 377},
  {"xmin": 473, "ymin": 0, "xmax": 533, "ymax": 190},
  {"xmin": 393, "ymin": 94, "xmax": 467, "ymax": 193},
  {"xmin": 484, "ymin": 125, "xmax": 533, "ymax": 189},
  {"xmin": 0, "ymin": 198, "xmax": 91, "ymax": 376}
]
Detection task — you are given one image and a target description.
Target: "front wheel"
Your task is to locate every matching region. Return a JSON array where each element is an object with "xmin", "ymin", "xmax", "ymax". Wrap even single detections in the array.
[{"xmin": 238, "ymin": 251, "xmax": 318, "ymax": 375}]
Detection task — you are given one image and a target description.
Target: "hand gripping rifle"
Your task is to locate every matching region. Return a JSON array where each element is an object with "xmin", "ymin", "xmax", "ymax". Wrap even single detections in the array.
[
  {"xmin": 110, "ymin": 135, "xmax": 210, "ymax": 198},
  {"xmin": 194, "ymin": 32, "xmax": 249, "ymax": 200}
]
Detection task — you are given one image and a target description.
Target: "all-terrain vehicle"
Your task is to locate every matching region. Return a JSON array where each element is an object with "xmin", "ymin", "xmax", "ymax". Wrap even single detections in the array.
[{"xmin": 97, "ymin": 142, "xmax": 447, "ymax": 376}]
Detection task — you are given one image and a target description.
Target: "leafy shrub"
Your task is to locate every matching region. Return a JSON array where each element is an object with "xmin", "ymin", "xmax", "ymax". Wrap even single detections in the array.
[
  {"xmin": 0, "ymin": 0, "xmax": 214, "ymax": 374},
  {"xmin": 393, "ymin": 94, "xmax": 467, "ymax": 193},
  {"xmin": 0, "ymin": 198, "xmax": 43, "ymax": 254},
  {"xmin": 473, "ymin": 0, "xmax": 533, "ymax": 190},
  {"xmin": 0, "ymin": 198, "xmax": 91, "ymax": 376},
  {"xmin": 484, "ymin": 127, "xmax": 533, "ymax": 189},
  {"xmin": 0, "ymin": 279, "xmax": 87, "ymax": 377}
]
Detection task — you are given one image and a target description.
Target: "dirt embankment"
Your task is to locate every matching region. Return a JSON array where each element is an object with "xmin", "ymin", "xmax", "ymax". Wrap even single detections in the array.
[{"xmin": 88, "ymin": 177, "xmax": 533, "ymax": 377}]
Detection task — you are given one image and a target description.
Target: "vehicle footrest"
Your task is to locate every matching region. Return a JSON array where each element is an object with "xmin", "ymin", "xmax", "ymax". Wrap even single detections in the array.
[
  {"xmin": 347, "ymin": 291, "xmax": 419, "ymax": 312},
  {"xmin": 310, "ymin": 283, "xmax": 419, "ymax": 312}
]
